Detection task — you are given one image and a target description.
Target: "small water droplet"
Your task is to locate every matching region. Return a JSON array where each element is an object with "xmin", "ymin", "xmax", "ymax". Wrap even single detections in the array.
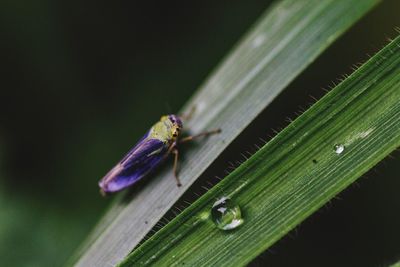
[
  {"xmin": 211, "ymin": 197, "xmax": 243, "ymax": 230},
  {"xmin": 334, "ymin": 144, "xmax": 345, "ymax": 154}
]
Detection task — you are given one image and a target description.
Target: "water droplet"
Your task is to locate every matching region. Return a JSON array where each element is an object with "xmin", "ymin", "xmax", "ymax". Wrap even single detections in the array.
[
  {"xmin": 211, "ymin": 197, "xmax": 243, "ymax": 230},
  {"xmin": 334, "ymin": 144, "xmax": 345, "ymax": 154}
]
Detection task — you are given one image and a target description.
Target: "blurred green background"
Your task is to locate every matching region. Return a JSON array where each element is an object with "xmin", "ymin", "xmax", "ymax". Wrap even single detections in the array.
[{"xmin": 0, "ymin": 0, "xmax": 399, "ymax": 266}]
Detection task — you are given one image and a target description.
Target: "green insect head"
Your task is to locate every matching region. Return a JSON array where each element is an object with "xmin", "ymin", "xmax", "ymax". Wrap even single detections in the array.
[{"xmin": 153, "ymin": 114, "xmax": 183, "ymax": 141}]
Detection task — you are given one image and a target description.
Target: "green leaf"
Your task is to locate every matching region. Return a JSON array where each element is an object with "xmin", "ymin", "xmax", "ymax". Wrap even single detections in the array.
[
  {"xmin": 119, "ymin": 35, "xmax": 400, "ymax": 266},
  {"xmin": 70, "ymin": 0, "xmax": 379, "ymax": 266}
]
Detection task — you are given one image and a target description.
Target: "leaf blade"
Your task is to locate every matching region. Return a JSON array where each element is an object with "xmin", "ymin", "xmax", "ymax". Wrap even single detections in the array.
[{"xmin": 120, "ymin": 34, "xmax": 400, "ymax": 266}]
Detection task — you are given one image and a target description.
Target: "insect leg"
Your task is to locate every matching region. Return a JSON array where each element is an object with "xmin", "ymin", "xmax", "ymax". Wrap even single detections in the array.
[
  {"xmin": 172, "ymin": 148, "xmax": 182, "ymax": 187},
  {"xmin": 179, "ymin": 128, "xmax": 221, "ymax": 143}
]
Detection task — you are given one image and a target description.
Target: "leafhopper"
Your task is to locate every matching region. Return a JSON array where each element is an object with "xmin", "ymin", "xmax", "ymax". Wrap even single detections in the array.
[{"xmin": 99, "ymin": 114, "xmax": 220, "ymax": 195}]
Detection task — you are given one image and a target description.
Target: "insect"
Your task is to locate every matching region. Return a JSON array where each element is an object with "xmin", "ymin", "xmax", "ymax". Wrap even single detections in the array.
[{"xmin": 99, "ymin": 114, "xmax": 220, "ymax": 195}]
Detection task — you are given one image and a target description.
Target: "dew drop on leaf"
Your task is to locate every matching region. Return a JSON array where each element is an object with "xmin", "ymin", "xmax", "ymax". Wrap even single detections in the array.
[
  {"xmin": 211, "ymin": 197, "xmax": 243, "ymax": 230},
  {"xmin": 334, "ymin": 144, "xmax": 345, "ymax": 154}
]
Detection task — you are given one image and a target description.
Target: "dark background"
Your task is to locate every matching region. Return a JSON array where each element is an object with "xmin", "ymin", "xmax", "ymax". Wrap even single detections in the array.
[{"xmin": 0, "ymin": 0, "xmax": 399, "ymax": 266}]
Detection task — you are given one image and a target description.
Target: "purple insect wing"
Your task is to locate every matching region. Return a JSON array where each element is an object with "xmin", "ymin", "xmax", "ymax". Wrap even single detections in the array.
[{"xmin": 99, "ymin": 132, "xmax": 168, "ymax": 194}]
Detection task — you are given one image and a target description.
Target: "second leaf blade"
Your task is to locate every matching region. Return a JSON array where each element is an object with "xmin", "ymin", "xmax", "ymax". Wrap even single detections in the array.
[{"xmin": 120, "ymin": 34, "xmax": 400, "ymax": 267}]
